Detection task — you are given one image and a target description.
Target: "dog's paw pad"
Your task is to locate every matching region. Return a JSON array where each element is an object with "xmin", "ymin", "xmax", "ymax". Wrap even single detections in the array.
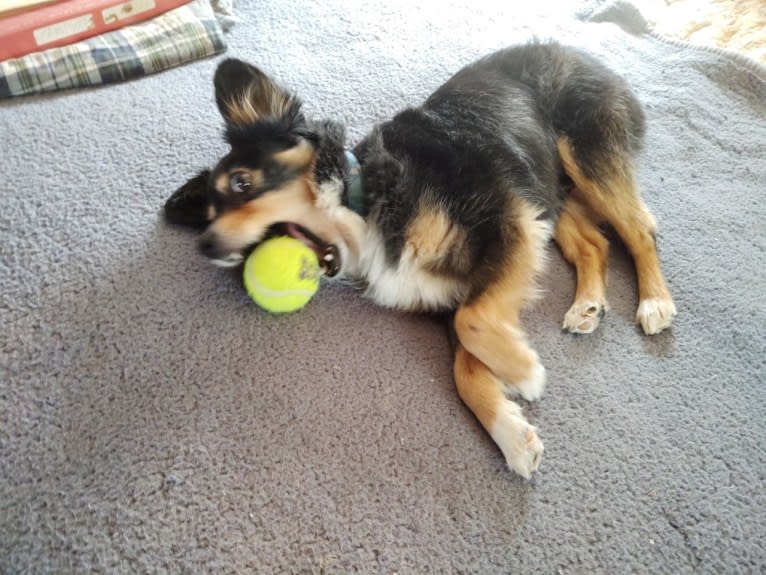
[
  {"xmin": 511, "ymin": 360, "xmax": 546, "ymax": 402},
  {"xmin": 563, "ymin": 299, "xmax": 606, "ymax": 334},
  {"xmin": 636, "ymin": 297, "xmax": 676, "ymax": 335}
]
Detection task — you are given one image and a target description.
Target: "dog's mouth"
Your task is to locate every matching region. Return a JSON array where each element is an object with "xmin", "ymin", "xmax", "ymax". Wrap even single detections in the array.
[
  {"xmin": 280, "ymin": 222, "xmax": 341, "ymax": 277},
  {"xmin": 209, "ymin": 223, "xmax": 341, "ymax": 277}
]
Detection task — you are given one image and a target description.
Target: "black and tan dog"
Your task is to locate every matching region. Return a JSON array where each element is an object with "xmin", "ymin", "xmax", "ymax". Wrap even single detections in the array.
[{"xmin": 165, "ymin": 41, "xmax": 676, "ymax": 478}]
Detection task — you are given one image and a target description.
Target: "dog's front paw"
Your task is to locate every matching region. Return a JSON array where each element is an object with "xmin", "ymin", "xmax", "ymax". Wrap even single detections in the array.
[
  {"xmin": 491, "ymin": 403, "xmax": 544, "ymax": 479},
  {"xmin": 636, "ymin": 297, "xmax": 676, "ymax": 335},
  {"xmin": 510, "ymin": 425, "xmax": 544, "ymax": 479},
  {"xmin": 510, "ymin": 360, "xmax": 546, "ymax": 402},
  {"xmin": 563, "ymin": 299, "xmax": 606, "ymax": 334}
]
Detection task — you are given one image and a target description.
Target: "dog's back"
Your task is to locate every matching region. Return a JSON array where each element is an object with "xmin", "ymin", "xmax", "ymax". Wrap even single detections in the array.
[
  {"xmin": 436, "ymin": 42, "xmax": 646, "ymax": 178},
  {"xmin": 352, "ymin": 42, "xmax": 647, "ymax": 307}
]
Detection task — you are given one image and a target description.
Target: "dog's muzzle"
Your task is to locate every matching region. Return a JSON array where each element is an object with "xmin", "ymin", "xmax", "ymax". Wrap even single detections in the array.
[{"xmin": 198, "ymin": 225, "xmax": 341, "ymax": 275}]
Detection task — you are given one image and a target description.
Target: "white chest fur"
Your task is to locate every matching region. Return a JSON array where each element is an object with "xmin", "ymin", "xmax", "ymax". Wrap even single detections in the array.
[
  {"xmin": 317, "ymin": 178, "xmax": 463, "ymax": 311},
  {"xmin": 356, "ymin": 223, "xmax": 464, "ymax": 312}
]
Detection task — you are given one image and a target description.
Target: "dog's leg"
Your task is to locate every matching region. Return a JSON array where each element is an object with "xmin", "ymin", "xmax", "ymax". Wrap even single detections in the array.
[
  {"xmin": 454, "ymin": 198, "xmax": 549, "ymax": 402},
  {"xmin": 454, "ymin": 344, "xmax": 543, "ymax": 478},
  {"xmin": 554, "ymin": 196, "xmax": 610, "ymax": 334},
  {"xmin": 558, "ymin": 139, "xmax": 676, "ymax": 335}
]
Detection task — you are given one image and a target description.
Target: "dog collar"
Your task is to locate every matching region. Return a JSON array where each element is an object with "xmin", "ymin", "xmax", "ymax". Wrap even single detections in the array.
[{"xmin": 344, "ymin": 150, "xmax": 364, "ymax": 215}]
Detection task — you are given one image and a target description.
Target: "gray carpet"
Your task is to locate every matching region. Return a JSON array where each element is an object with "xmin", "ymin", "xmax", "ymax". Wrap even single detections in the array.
[{"xmin": 2, "ymin": 1, "xmax": 765, "ymax": 573}]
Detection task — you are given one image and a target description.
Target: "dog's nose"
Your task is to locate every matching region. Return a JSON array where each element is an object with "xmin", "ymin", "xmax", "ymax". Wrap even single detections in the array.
[
  {"xmin": 198, "ymin": 234, "xmax": 218, "ymax": 258},
  {"xmin": 197, "ymin": 231, "xmax": 244, "ymax": 267}
]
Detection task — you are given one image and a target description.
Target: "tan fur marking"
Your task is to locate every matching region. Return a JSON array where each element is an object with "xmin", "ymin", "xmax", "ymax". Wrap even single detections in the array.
[
  {"xmin": 225, "ymin": 93, "xmax": 261, "ymax": 125},
  {"xmin": 557, "ymin": 138, "xmax": 673, "ymax": 304},
  {"xmin": 454, "ymin": 344, "xmax": 502, "ymax": 430},
  {"xmin": 405, "ymin": 205, "xmax": 466, "ymax": 263},
  {"xmin": 273, "ymin": 139, "xmax": 316, "ymax": 170},
  {"xmin": 210, "ymin": 180, "xmax": 315, "ymax": 251},
  {"xmin": 246, "ymin": 169, "xmax": 265, "ymax": 187},
  {"xmin": 224, "ymin": 82, "xmax": 296, "ymax": 125},
  {"xmin": 555, "ymin": 196, "xmax": 609, "ymax": 303},
  {"xmin": 454, "ymin": 198, "xmax": 549, "ymax": 388},
  {"xmin": 215, "ymin": 172, "xmax": 229, "ymax": 194}
]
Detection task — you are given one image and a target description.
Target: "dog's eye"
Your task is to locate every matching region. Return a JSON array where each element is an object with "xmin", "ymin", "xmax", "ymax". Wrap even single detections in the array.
[{"xmin": 229, "ymin": 172, "xmax": 251, "ymax": 194}]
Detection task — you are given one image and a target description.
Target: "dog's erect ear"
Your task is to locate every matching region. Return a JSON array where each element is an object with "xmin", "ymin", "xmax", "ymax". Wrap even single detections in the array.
[
  {"xmin": 357, "ymin": 132, "xmax": 403, "ymax": 199},
  {"xmin": 164, "ymin": 170, "xmax": 215, "ymax": 230},
  {"xmin": 214, "ymin": 59, "xmax": 300, "ymax": 126}
]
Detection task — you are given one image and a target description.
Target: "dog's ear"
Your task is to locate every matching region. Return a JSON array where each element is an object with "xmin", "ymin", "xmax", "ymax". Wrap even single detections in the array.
[
  {"xmin": 357, "ymin": 133, "xmax": 404, "ymax": 199},
  {"xmin": 214, "ymin": 59, "xmax": 300, "ymax": 126},
  {"xmin": 164, "ymin": 170, "xmax": 215, "ymax": 229}
]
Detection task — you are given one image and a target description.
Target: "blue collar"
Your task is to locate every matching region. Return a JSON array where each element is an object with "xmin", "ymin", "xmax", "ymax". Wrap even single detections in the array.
[{"xmin": 344, "ymin": 150, "xmax": 364, "ymax": 215}]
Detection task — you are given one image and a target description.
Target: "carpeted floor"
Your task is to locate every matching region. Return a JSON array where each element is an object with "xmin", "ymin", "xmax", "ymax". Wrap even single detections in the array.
[{"xmin": 2, "ymin": 1, "xmax": 765, "ymax": 573}]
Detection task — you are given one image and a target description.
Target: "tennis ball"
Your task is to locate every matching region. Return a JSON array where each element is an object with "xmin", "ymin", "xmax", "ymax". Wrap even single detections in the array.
[{"xmin": 243, "ymin": 236, "xmax": 321, "ymax": 313}]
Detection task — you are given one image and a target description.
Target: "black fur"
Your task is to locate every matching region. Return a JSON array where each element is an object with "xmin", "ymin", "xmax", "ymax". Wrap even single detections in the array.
[
  {"xmin": 349, "ymin": 42, "xmax": 644, "ymax": 299},
  {"xmin": 164, "ymin": 169, "xmax": 212, "ymax": 229}
]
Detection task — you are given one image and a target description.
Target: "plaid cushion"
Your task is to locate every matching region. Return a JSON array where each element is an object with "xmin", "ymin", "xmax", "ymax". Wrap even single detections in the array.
[{"xmin": 0, "ymin": 0, "xmax": 226, "ymax": 99}]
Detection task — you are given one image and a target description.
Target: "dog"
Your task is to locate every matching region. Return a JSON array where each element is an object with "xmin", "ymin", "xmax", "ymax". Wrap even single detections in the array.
[{"xmin": 164, "ymin": 41, "xmax": 677, "ymax": 478}]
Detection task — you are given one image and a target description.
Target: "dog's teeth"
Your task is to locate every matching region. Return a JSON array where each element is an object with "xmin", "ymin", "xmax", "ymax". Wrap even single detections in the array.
[{"xmin": 323, "ymin": 254, "xmax": 334, "ymax": 261}]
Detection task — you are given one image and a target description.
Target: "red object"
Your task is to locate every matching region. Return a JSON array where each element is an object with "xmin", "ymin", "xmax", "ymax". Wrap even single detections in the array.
[{"xmin": 0, "ymin": 0, "xmax": 191, "ymax": 61}]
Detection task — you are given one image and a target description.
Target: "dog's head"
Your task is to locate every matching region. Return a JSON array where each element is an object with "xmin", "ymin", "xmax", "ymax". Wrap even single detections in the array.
[{"xmin": 165, "ymin": 59, "xmax": 359, "ymax": 273}]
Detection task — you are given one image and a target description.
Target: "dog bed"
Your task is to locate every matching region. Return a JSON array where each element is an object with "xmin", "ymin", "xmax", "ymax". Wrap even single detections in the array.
[{"xmin": 0, "ymin": 0, "xmax": 226, "ymax": 98}]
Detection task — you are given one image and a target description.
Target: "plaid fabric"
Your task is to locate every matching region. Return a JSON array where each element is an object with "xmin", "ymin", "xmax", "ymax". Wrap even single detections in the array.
[{"xmin": 0, "ymin": 0, "xmax": 226, "ymax": 99}]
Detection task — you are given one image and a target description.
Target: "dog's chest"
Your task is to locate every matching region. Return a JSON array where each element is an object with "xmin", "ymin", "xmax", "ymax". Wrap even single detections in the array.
[
  {"xmin": 356, "ymin": 223, "xmax": 464, "ymax": 312},
  {"xmin": 318, "ymin": 177, "xmax": 464, "ymax": 311}
]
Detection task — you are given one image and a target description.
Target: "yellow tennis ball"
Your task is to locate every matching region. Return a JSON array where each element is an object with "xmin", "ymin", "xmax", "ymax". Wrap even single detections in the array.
[{"xmin": 243, "ymin": 236, "xmax": 321, "ymax": 313}]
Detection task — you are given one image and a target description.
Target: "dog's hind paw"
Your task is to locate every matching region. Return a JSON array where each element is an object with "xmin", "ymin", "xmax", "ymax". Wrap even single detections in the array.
[
  {"xmin": 490, "ymin": 402, "xmax": 544, "ymax": 479},
  {"xmin": 563, "ymin": 299, "xmax": 606, "ymax": 334},
  {"xmin": 636, "ymin": 297, "xmax": 676, "ymax": 335}
]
